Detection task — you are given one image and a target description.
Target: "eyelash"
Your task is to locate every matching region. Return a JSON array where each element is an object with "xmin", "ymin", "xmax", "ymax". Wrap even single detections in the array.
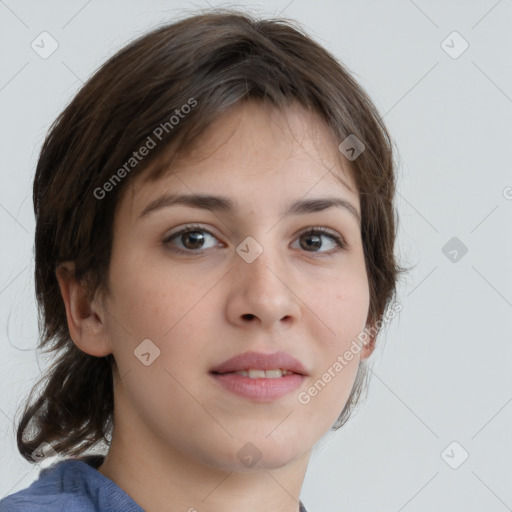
[{"xmin": 163, "ymin": 223, "xmax": 346, "ymax": 256}]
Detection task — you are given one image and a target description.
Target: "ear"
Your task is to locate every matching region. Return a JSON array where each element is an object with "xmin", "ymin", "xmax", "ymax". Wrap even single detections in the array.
[
  {"xmin": 358, "ymin": 322, "xmax": 378, "ymax": 361},
  {"xmin": 55, "ymin": 262, "xmax": 112, "ymax": 357}
]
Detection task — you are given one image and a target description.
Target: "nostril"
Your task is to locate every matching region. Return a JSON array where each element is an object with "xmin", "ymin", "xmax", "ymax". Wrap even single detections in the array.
[{"xmin": 242, "ymin": 314, "xmax": 255, "ymax": 320}]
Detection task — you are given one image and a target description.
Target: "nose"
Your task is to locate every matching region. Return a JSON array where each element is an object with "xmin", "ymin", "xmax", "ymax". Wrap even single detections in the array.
[{"xmin": 225, "ymin": 239, "xmax": 302, "ymax": 331}]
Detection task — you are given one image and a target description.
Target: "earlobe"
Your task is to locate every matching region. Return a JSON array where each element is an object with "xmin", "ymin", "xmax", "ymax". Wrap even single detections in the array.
[
  {"xmin": 359, "ymin": 335, "xmax": 376, "ymax": 360},
  {"xmin": 55, "ymin": 262, "xmax": 112, "ymax": 357}
]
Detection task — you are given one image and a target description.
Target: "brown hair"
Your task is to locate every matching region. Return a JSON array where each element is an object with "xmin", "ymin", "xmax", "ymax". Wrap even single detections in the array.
[{"xmin": 16, "ymin": 8, "xmax": 407, "ymax": 462}]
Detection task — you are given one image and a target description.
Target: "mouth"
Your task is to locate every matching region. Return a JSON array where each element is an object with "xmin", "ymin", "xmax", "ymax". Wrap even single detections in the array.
[
  {"xmin": 209, "ymin": 350, "xmax": 308, "ymax": 376},
  {"xmin": 214, "ymin": 368, "xmax": 297, "ymax": 378},
  {"xmin": 209, "ymin": 351, "xmax": 308, "ymax": 401}
]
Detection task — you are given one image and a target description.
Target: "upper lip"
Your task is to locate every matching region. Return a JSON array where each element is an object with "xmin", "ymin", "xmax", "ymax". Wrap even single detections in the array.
[{"xmin": 210, "ymin": 350, "xmax": 308, "ymax": 376}]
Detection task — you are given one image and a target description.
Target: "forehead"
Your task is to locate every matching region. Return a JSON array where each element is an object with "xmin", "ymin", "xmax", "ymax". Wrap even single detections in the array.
[{"xmin": 119, "ymin": 101, "xmax": 359, "ymax": 219}]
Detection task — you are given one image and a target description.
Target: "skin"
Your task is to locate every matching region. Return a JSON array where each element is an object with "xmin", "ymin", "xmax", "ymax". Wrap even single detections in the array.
[{"xmin": 56, "ymin": 100, "xmax": 376, "ymax": 512}]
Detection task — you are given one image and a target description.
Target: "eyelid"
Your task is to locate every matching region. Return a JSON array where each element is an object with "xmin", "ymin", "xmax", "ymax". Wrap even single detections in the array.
[
  {"xmin": 163, "ymin": 223, "xmax": 347, "ymax": 254},
  {"xmin": 294, "ymin": 225, "xmax": 347, "ymax": 252},
  {"xmin": 163, "ymin": 223, "xmax": 222, "ymax": 247}
]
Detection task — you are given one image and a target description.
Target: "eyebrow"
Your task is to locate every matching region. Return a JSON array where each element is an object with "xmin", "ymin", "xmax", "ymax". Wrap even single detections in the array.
[{"xmin": 139, "ymin": 193, "xmax": 361, "ymax": 225}]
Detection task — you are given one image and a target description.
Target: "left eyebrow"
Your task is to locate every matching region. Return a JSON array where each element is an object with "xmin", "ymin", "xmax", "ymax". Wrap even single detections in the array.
[{"xmin": 139, "ymin": 193, "xmax": 361, "ymax": 226}]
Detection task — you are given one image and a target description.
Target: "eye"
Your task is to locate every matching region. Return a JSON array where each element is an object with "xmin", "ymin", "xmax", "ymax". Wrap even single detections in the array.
[
  {"xmin": 291, "ymin": 226, "xmax": 346, "ymax": 254},
  {"xmin": 163, "ymin": 224, "xmax": 346, "ymax": 255},
  {"xmin": 163, "ymin": 224, "xmax": 223, "ymax": 255}
]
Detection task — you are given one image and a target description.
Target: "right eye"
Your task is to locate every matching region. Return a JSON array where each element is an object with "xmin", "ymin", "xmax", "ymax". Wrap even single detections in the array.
[{"xmin": 163, "ymin": 224, "xmax": 224, "ymax": 255}]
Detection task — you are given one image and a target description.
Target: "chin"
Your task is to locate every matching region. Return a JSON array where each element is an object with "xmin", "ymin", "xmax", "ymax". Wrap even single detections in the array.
[{"xmin": 202, "ymin": 435, "xmax": 308, "ymax": 473}]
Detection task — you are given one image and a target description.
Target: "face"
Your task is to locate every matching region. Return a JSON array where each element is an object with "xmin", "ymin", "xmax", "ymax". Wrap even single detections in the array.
[{"xmin": 99, "ymin": 100, "xmax": 371, "ymax": 471}]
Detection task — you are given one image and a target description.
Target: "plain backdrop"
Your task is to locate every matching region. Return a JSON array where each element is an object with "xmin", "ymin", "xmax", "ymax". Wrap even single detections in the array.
[{"xmin": 1, "ymin": 1, "xmax": 511, "ymax": 511}]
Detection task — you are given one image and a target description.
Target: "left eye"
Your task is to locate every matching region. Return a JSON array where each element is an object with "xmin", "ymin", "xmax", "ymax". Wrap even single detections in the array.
[
  {"xmin": 291, "ymin": 228, "xmax": 344, "ymax": 252},
  {"xmin": 164, "ymin": 225, "xmax": 345, "ymax": 255}
]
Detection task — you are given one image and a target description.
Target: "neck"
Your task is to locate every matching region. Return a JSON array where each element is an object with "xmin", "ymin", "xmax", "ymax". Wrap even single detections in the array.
[{"xmin": 97, "ymin": 391, "xmax": 310, "ymax": 512}]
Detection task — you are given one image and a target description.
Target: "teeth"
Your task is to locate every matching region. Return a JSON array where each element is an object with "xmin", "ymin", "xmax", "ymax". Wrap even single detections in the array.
[{"xmin": 233, "ymin": 369, "xmax": 293, "ymax": 378}]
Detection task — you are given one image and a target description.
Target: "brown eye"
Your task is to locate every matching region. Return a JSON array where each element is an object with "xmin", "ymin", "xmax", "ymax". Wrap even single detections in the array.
[
  {"xmin": 293, "ymin": 228, "xmax": 345, "ymax": 253},
  {"xmin": 164, "ymin": 224, "xmax": 221, "ymax": 254},
  {"xmin": 164, "ymin": 224, "xmax": 345, "ymax": 256},
  {"xmin": 180, "ymin": 231, "xmax": 206, "ymax": 250}
]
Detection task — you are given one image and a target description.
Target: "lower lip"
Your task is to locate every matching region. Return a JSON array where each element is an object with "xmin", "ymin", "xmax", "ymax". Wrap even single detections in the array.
[{"xmin": 210, "ymin": 372, "xmax": 305, "ymax": 401}]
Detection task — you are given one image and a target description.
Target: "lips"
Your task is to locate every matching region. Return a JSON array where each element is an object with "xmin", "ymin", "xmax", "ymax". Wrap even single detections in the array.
[
  {"xmin": 209, "ymin": 351, "xmax": 309, "ymax": 401},
  {"xmin": 209, "ymin": 350, "xmax": 308, "ymax": 376}
]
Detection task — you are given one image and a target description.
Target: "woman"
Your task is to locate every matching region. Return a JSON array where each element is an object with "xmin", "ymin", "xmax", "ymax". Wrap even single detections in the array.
[{"xmin": 1, "ymin": 8, "xmax": 405, "ymax": 511}]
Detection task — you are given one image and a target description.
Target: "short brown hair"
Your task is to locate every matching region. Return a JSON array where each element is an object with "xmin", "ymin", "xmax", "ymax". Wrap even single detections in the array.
[{"xmin": 16, "ymin": 8, "xmax": 406, "ymax": 462}]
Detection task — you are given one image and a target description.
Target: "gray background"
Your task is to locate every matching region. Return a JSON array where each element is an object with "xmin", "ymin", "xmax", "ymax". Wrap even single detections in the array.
[{"xmin": 1, "ymin": 0, "xmax": 511, "ymax": 510}]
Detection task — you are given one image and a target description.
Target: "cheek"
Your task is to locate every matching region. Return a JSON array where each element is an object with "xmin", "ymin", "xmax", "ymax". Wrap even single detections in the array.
[
  {"xmin": 313, "ymin": 269, "xmax": 370, "ymax": 342},
  {"xmin": 302, "ymin": 273, "xmax": 369, "ymax": 409},
  {"xmin": 107, "ymin": 251, "xmax": 198, "ymax": 336},
  {"xmin": 105, "ymin": 255, "xmax": 219, "ymax": 383}
]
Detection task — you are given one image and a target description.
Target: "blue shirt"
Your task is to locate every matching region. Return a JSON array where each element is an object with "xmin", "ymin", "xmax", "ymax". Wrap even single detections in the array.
[{"xmin": 0, "ymin": 455, "xmax": 309, "ymax": 511}]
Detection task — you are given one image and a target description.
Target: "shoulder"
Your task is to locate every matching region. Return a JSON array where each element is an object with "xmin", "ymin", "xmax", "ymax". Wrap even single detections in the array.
[
  {"xmin": 0, "ymin": 460, "xmax": 82, "ymax": 511},
  {"xmin": 0, "ymin": 457, "xmax": 142, "ymax": 512}
]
